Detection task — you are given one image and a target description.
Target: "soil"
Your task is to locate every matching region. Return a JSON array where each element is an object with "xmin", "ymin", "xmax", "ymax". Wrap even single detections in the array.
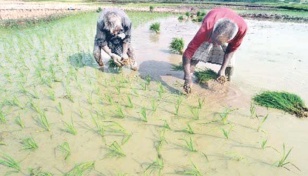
[{"xmin": 1, "ymin": 1, "xmax": 308, "ymax": 24}]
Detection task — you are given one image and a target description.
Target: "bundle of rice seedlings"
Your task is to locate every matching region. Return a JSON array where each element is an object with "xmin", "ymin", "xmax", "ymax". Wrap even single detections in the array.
[
  {"xmin": 253, "ymin": 91, "xmax": 308, "ymax": 118},
  {"xmin": 194, "ymin": 69, "xmax": 217, "ymax": 83},
  {"xmin": 149, "ymin": 22, "xmax": 160, "ymax": 33},
  {"xmin": 169, "ymin": 38, "xmax": 184, "ymax": 54}
]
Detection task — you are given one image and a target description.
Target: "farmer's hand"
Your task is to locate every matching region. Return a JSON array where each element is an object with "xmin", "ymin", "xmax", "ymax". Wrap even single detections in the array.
[
  {"xmin": 110, "ymin": 53, "xmax": 123, "ymax": 67},
  {"xmin": 122, "ymin": 53, "xmax": 129, "ymax": 61},
  {"xmin": 217, "ymin": 69, "xmax": 227, "ymax": 84},
  {"xmin": 183, "ymin": 79, "xmax": 192, "ymax": 94}
]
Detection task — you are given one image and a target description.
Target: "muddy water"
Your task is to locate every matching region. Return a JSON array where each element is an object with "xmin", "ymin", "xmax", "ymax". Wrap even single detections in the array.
[
  {"xmin": 1, "ymin": 15, "xmax": 308, "ymax": 176},
  {"xmin": 132, "ymin": 17, "xmax": 308, "ymax": 175}
]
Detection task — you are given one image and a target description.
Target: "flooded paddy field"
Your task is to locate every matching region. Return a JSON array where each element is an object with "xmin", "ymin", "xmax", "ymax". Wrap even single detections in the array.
[{"xmin": 0, "ymin": 10, "xmax": 307, "ymax": 176}]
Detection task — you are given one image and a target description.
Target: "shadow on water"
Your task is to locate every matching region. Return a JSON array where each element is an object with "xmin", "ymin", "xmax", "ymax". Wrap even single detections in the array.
[
  {"xmin": 139, "ymin": 60, "xmax": 183, "ymax": 94},
  {"xmin": 68, "ymin": 52, "xmax": 122, "ymax": 74},
  {"xmin": 68, "ymin": 52, "xmax": 97, "ymax": 68}
]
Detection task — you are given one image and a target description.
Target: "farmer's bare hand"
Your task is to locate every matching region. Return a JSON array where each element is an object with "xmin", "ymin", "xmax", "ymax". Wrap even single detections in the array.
[
  {"xmin": 183, "ymin": 79, "xmax": 192, "ymax": 94},
  {"xmin": 122, "ymin": 53, "xmax": 129, "ymax": 61},
  {"xmin": 217, "ymin": 69, "xmax": 227, "ymax": 84},
  {"xmin": 110, "ymin": 53, "xmax": 123, "ymax": 67}
]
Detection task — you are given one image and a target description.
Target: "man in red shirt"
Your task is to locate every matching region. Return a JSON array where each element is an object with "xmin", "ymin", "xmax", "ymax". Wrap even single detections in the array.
[{"xmin": 183, "ymin": 7, "xmax": 248, "ymax": 93}]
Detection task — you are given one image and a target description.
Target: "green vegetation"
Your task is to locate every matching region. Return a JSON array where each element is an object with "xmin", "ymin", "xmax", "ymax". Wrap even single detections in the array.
[
  {"xmin": 65, "ymin": 162, "xmax": 95, "ymax": 176},
  {"xmin": 253, "ymin": 91, "xmax": 308, "ymax": 117},
  {"xmin": 149, "ymin": 22, "xmax": 160, "ymax": 33},
  {"xmin": 21, "ymin": 137, "xmax": 38, "ymax": 151},
  {"xmin": 0, "ymin": 7, "xmax": 305, "ymax": 175},
  {"xmin": 194, "ymin": 69, "xmax": 217, "ymax": 83},
  {"xmin": 169, "ymin": 37, "xmax": 184, "ymax": 54},
  {"xmin": 0, "ymin": 154, "xmax": 20, "ymax": 173}
]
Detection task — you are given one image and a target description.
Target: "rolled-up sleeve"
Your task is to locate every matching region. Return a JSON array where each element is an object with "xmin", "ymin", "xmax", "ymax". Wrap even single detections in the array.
[{"xmin": 95, "ymin": 21, "xmax": 107, "ymax": 47}]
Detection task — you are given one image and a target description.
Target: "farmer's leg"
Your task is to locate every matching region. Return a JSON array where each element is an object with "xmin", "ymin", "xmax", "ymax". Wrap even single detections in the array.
[
  {"xmin": 93, "ymin": 43, "xmax": 103, "ymax": 67},
  {"xmin": 190, "ymin": 59, "xmax": 199, "ymax": 75},
  {"xmin": 127, "ymin": 45, "xmax": 138, "ymax": 71},
  {"xmin": 225, "ymin": 56, "xmax": 235, "ymax": 81}
]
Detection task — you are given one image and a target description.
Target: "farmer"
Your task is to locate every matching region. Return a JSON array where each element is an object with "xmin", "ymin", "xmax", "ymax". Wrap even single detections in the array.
[
  {"xmin": 182, "ymin": 7, "xmax": 248, "ymax": 94},
  {"xmin": 93, "ymin": 8, "xmax": 138, "ymax": 71}
]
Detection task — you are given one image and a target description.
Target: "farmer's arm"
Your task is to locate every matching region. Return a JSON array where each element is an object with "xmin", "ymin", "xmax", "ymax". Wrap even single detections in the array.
[
  {"xmin": 219, "ymin": 28, "xmax": 247, "ymax": 76},
  {"xmin": 218, "ymin": 51, "xmax": 234, "ymax": 77},
  {"xmin": 182, "ymin": 56, "xmax": 192, "ymax": 93},
  {"xmin": 122, "ymin": 19, "xmax": 132, "ymax": 58},
  {"xmin": 94, "ymin": 21, "xmax": 107, "ymax": 66}
]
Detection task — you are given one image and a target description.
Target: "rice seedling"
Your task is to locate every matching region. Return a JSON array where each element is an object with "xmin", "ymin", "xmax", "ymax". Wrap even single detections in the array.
[
  {"xmin": 162, "ymin": 120, "xmax": 171, "ymax": 130},
  {"xmin": 185, "ymin": 12, "xmax": 190, "ymax": 17},
  {"xmin": 65, "ymin": 86, "xmax": 74, "ymax": 103},
  {"xmin": 15, "ymin": 115, "xmax": 24, "ymax": 128},
  {"xmin": 176, "ymin": 161, "xmax": 201, "ymax": 176},
  {"xmin": 151, "ymin": 99, "xmax": 158, "ymax": 112},
  {"xmin": 198, "ymin": 98, "xmax": 205, "ymax": 109},
  {"xmin": 63, "ymin": 119, "xmax": 77, "ymax": 135},
  {"xmin": 157, "ymin": 83, "xmax": 165, "ymax": 99},
  {"xmin": 181, "ymin": 137, "xmax": 197, "ymax": 152},
  {"xmin": 149, "ymin": 22, "xmax": 160, "ymax": 33},
  {"xmin": 194, "ymin": 69, "xmax": 217, "ymax": 83},
  {"xmin": 155, "ymin": 129, "xmax": 168, "ymax": 154},
  {"xmin": 169, "ymin": 37, "xmax": 184, "ymax": 54},
  {"xmin": 86, "ymin": 92, "xmax": 93, "ymax": 105},
  {"xmin": 29, "ymin": 100, "xmax": 42, "ymax": 114},
  {"xmin": 115, "ymin": 85, "xmax": 121, "ymax": 95},
  {"xmin": 145, "ymin": 157, "xmax": 164, "ymax": 175},
  {"xmin": 64, "ymin": 161, "xmax": 95, "ymax": 176},
  {"xmin": 140, "ymin": 107, "xmax": 148, "ymax": 122},
  {"xmin": 8, "ymin": 96, "xmax": 24, "ymax": 109},
  {"xmin": 0, "ymin": 110, "xmax": 6, "ymax": 124},
  {"xmin": 91, "ymin": 115, "xmax": 105, "ymax": 137},
  {"xmin": 57, "ymin": 142, "xmax": 71, "ymax": 160},
  {"xmin": 127, "ymin": 95, "xmax": 134, "ymax": 108},
  {"xmin": 250, "ymin": 102, "xmax": 257, "ymax": 118},
  {"xmin": 257, "ymin": 114, "xmax": 269, "ymax": 132},
  {"xmin": 0, "ymin": 154, "xmax": 21, "ymax": 173},
  {"xmin": 275, "ymin": 143, "xmax": 299, "ymax": 170},
  {"xmin": 28, "ymin": 167, "xmax": 53, "ymax": 176},
  {"xmin": 178, "ymin": 16, "xmax": 184, "ymax": 21},
  {"xmin": 218, "ymin": 108, "xmax": 236, "ymax": 125},
  {"xmin": 21, "ymin": 137, "xmax": 38, "ymax": 151},
  {"xmin": 79, "ymin": 110, "xmax": 85, "ymax": 119},
  {"xmin": 106, "ymin": 141, "xmax": 126, "ymax": 158},
  {"xmin": 105, "ymin": 94, "xmax": 113, "ymax": 105},
  {"xmin": 47, "ymin": 89, "xmax": 56, "ymax": 101},
  {"xmin": 190, "ymin": 107, "xmax": 200, "ymax": 120},
  {"xmin": 183, "ymin": 123, "xmax": 194, "ymax": 134},
  {"xmin": 149, "ymin": 6, "xmax": 154, "ymax": 12},
  {"xmin": 261, "ymin": 139, "xmax": 268, "ymax": 149},
  {"xmin": 222, "ymin": 125, "xmax": 234, "ymax": 139},
  {"xmin": 27, "ymin": 89, "xmax": 40, "ymax": 99},
  {"xmin": 253, "ymin": 91, "xmax": 308, "ymax": 118},
  {"xmin": 121, "ymin": 133, "xmax": 132, "ymax": 145},
  {"xmin": 36, "ymin": 111, "xmax": 50, "ymax": 131},
  {"xmin": 57, "ymin": 102, "xmax": 64, "ymax": 115},
  {"xmin": 115, "ymin": 105, "xmax": 125, "ymax": 119},
  {"xmin": 174, "ymin": 96, "xmax": 183, "ymax": 116}
]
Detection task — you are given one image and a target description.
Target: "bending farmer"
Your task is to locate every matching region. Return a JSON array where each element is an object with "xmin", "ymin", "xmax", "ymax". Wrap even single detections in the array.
[
  {"xmin": 182, "ymin": 7, "xmax": 248, "ymax": 93},
  {"xmin": 93, "ymin": 8, "xmax": 138, "ymax": 71}
]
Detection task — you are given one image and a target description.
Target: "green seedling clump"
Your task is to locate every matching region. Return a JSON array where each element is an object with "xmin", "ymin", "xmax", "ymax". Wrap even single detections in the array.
[
  {"xmin": 194, "ymin": 69, "xmax": 217, "ymax": 83},
  {"xmin": 150, "ymin": 22, "xmax": 160, "ymax": 33},
  {"xmin": 169, "ymin": 38, "xmax": 184, "ymax": 54},
  {"xmin": 253, "ymin": 91, "xmax": 308, "ymax": 117}
]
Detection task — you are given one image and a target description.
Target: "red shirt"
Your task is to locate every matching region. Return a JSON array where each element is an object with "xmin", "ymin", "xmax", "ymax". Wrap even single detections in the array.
[{"xmin": 183, "ymin": 8, "xmax": 248, "ymax": 59}]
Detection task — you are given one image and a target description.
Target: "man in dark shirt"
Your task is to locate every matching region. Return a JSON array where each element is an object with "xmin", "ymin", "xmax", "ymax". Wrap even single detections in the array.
[{"xmin": 93, "ymin": 8, "xmax": 138, "ymax": 71}]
